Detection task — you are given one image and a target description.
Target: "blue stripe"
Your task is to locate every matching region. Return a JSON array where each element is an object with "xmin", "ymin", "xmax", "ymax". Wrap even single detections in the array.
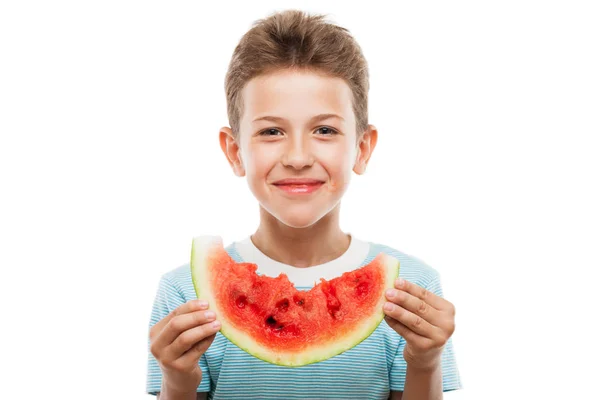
[{"xmin": 146, "ymin": 241, "xmax": 462, "ymax": 398}]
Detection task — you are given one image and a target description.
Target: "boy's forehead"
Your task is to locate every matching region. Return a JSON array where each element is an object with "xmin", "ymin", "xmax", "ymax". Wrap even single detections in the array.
[{"xmin": 241, "ymin": 70, "xmax": 354, "ymax": 125}]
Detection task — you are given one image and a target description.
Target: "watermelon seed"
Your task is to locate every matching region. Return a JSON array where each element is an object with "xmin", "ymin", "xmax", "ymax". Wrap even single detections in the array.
[
  {"xmin": 275, "ymin": 298, "xmax": 289, "ymax": 312},
  {"xmin": 266, "ymin": 315, "xmax": 284, "ymax": 330},
  {"xmin": 236, "ymin": 295, "xmax": 247, "ymax": 309},
  {"xmin": 293, "ymin": 295, "xmax": 305, "ymax": 306}
]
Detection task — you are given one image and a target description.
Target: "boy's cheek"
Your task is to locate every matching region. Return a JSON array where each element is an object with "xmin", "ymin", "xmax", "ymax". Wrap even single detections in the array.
[
  {"xmin": 326, "ymin": 180, "xmax": 340, "ymax": 193},
  {"xmin": 325, "ymin": 177, "xmax": 350, "ymax": 194}
]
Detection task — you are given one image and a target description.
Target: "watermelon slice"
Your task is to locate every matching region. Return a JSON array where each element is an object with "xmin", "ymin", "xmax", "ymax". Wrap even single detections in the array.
[{"xmin": 190, "ymin": 236, "xmax": 400, "ymax": 367}]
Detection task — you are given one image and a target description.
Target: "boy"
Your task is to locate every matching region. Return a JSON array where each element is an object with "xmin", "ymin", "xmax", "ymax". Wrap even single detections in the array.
[{"xmin": 147, "ymin": 9, "xmax": 461, "ymax": 400}]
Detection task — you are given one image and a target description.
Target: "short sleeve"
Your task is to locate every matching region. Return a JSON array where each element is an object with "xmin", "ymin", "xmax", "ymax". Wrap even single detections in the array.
[
  {"xmin": 146, "ymin": 274, "xmax": 211, "ymax": 395},
  {"xmin": 389, "ymin": 271, "xmax": 463, "ymax": 392}
]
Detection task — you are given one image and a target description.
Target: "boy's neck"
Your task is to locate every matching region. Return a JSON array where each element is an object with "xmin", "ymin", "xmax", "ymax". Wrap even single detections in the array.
[{"xmin": 251, "ymin": 205, "xmax": 350, "ymax": 268}]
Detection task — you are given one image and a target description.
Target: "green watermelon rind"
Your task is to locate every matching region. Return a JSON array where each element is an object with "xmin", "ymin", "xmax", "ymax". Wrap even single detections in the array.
[{"xmin": 190, "ymin": 235, "xmax": 400, "ymax": 367}]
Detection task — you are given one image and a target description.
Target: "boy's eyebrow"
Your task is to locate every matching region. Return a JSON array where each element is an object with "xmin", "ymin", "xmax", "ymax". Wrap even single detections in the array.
[{"xmin": 252, "ymin": 113, "xmax": 345, "ymax": 124}]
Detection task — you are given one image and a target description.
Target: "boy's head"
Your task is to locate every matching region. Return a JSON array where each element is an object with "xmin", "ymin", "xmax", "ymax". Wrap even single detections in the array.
[{"xmin": 219, "ymin": 10, "xmax": 377, "ymax": 229}]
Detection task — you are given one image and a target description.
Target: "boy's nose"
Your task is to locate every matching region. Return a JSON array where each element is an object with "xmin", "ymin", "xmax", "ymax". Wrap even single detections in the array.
[{"xmin": 282, "ymin": 136, "xmax": 314, "ymax": 169}]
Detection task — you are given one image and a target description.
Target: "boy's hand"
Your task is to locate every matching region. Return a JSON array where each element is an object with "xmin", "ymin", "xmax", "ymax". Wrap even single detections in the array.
[
  {"xmin": 383, "ymin": 278, "xmax": 456, "ymax": 371},
  {"xmin": 149, "ymin": 300, "xmax": 221, "ymax": 394}
]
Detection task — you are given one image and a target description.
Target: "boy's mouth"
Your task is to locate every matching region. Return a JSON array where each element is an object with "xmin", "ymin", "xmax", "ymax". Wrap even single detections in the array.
[{"xmin": 272, "ymin": 179, "xmax": 325, "ymax": 194}]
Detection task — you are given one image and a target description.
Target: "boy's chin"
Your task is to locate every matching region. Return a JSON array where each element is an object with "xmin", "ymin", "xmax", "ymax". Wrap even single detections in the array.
[
  {"xmin": 279, "ymin": 217, "xmax": 321, "ymax": 229},
  {"xmin": 268, "ymin": 209, "xmax": 331, "ymax": 229}
]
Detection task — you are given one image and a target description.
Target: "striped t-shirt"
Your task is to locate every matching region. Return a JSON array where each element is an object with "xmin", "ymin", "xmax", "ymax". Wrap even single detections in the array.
[{"xmin": 147, "ymin": 235, "xmax": 462, "ymax": 399}]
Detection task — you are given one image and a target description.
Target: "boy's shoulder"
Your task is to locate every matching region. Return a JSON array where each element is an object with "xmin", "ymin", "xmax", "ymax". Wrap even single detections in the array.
[
  {"xmin": 366, "ymin": 240, "xmax": 443, "ymax": 291},
  {"xmin": 155, "ymin": 241, "xmax": 240, "ymax": 300}
]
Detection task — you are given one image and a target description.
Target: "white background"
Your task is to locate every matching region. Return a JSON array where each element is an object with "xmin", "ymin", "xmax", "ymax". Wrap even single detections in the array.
[{"xmin": 1, "ymin": 1, "xmax": 598, "ymax": 399}]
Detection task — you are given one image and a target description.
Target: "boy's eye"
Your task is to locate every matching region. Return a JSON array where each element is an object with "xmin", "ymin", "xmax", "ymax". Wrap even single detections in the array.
[
  {"xmin": 260, "ymin": 128, "xmax": 283, "ymax": 136},
  {"xmin": 258, "ymin": 127, "xmax": 339, "ymax": 136},
  {"xmin": 315, "ymin": 126, "xmax": 338, "ymax": 135}
]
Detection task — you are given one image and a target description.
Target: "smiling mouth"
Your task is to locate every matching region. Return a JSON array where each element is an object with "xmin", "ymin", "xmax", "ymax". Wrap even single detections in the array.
[{"xmin": 272, "ymin": 180, "xmax": 324, "ymax": 194}]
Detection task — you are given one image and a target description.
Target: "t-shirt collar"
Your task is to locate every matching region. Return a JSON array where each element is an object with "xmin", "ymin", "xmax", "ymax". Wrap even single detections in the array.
[{"xmin": 234, "ymin": 233, "xmax": 370, "ymax": 287}]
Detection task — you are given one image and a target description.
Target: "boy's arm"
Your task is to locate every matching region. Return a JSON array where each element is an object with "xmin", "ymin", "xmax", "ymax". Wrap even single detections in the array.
[
  {"xmin": 386, "ymin": 272, "xmax": 461, "ymax": 397},
  {"xmin": 392, "ymin": 362, "xmax": 443, "ymax": 400}
]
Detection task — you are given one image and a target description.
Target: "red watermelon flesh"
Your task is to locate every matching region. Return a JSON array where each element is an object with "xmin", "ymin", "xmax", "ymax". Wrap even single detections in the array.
[{"xmin": 191, "ymin": 236, "xmax": 399, "ymax": 366}]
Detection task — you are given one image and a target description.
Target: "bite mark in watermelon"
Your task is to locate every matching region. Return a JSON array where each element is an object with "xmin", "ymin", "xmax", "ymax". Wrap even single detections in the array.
[{"xmin": 190, "ymin": 236, "xmax": 400, "ymax": 367}]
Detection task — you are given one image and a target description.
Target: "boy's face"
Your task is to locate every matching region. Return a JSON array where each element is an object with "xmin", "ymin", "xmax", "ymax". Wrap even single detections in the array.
[{"xmin": 220, "ymin": 69, "xmax": 377, "ymax": 229}]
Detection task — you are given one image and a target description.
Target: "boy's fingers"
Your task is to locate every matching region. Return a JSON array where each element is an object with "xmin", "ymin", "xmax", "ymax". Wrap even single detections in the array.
[
  {"xmin": 394, "ymin": 279, "xmax": 448, "ymax": 311},
  {"xmin": 152, "ymin": 309, "xmax": 216, "ymax": 358},
  {"xmin": 385, "ymin": 288, "xmax": 442, "ymax": 325},
  {"xmin": 150, "ymin": 300, "xmax": 209, "ymax": 340},
  {"xmin": 149, "ymin": 300, "xmax": 210, "ymax": 360},
  {"xmin": 384, "ymin": 316, "xmax": 420, "ymax": 343},
  {"xmin": 176, "ymin": 333, "xmax": 218, "ymax": 367},
  {"xmin": 163, "ymin": 321, "xmax": 221, "ymax": 362},
  {"xmin": 383, "ymin": 301, "xmax": 436, "ymax": 338}
]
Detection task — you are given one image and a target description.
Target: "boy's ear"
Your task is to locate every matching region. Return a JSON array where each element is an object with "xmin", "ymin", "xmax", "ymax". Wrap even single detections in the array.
[
  {"xmin": 353, "ymin": 124, "xmax": 378, "ymax": 175},
  {"xmin": 219, "ymin": 127, "xmax": 245, "ymax": 177}
]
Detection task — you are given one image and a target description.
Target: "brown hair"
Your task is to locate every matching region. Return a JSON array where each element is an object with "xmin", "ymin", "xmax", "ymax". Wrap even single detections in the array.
[{"xmin": 224, "ymin": 9, "xmax": 370, "ymax": 140}]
